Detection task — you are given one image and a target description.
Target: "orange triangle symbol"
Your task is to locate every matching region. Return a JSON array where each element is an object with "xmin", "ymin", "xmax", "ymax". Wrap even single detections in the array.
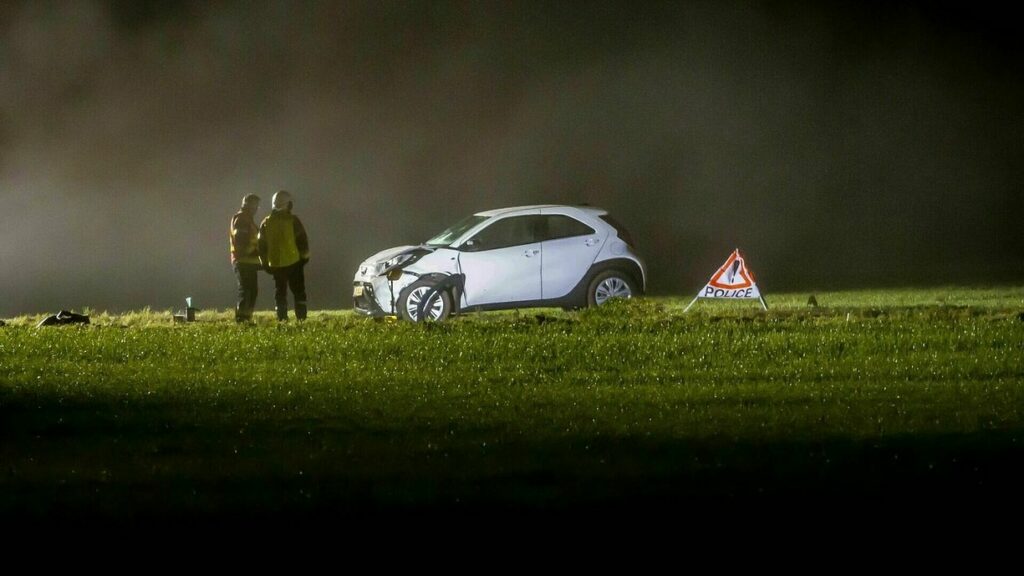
[{"xmin": 708, "ymin": 249, "xmax": 754, "ymax": 289}]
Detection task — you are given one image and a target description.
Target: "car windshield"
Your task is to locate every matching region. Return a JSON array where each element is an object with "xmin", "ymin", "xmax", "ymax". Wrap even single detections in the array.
[{"xmin": 424, "ymin": 214, "xmax": 490, "ymax": 247}]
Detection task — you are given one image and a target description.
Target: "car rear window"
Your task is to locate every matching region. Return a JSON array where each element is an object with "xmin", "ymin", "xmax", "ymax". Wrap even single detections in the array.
[
  {"xmin": 599, "ymin": 214, "xmax": 636, "ymax": 247},
  {"xmin": 539, "ymin": 215, "xmax": 596, "ymax": 242}
]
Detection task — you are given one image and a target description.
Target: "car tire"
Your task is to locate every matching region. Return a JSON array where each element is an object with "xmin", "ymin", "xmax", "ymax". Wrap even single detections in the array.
[
  {"xmin": 398, "ymin": 278, "xmax": 453, "ymax": 322},
  {"xmin": 586, "ymin": 269, "xmax": 637, "ymax": 307}
]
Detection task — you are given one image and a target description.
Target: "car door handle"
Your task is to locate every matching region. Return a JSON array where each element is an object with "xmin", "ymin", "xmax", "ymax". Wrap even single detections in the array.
[
  {"xmin": 524, "ymin": 249, "xmax": 540, "ymax": 257},
  {"xmin": 585, "ymin": 238, "xmax": 601, "ymax": 246}
]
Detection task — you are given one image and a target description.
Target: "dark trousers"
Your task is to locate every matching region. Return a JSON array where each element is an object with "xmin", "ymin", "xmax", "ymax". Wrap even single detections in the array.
[
  {"xmin": 234, "ymin": 262, "xmax": 260, "ymax": 321},
  {"xmin": 271, "ymin": 262, "xmax": 307, "ymax": 320}
]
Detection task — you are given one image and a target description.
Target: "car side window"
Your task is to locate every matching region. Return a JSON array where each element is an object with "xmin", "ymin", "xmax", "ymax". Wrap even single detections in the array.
[
  {"xmin": 463, "ymin": 215, "xmax": 543, "ymax": 251},
  {"xmin": 538, "ymin": 215, "xmax": 596, "ymax": 242}
]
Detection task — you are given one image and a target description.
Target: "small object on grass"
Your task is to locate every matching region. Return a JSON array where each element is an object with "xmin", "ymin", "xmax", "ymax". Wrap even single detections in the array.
[
  {"xmin": 0, "ymin": 319, "xmax": 6, "ymax": 327},
  {"xmin": 185, "ymin": 297, "xmax": 197, "ymax": 322},
  {"xmin": 173, "ymin": 314, "xmax": 187, "ymax": 323},
  {"xmin": 807, "ymin": 295, "xmax": 818, "ymax": 307},
  {"xmin": 36, "ymin": 310, "xmax": 90, "ymax": 327},
  {"xmin": 1017, "ymin": 312, "xmax": 1024, "ymax": 323}
]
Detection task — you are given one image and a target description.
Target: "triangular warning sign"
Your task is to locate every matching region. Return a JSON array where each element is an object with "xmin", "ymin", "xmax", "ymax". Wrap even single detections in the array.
[
  {"xmin": 708, "ymin": 249, "xmax": 754, "ymax": 289},
  {"xmin": 684, "ymin": 249, "xmax": 767, "ymax": 311}
]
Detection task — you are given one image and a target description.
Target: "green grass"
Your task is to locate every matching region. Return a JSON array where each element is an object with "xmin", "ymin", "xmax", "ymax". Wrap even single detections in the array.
[{"xmin": 2, "ymin": 287, "xmax": 1023, "ymax": 518}]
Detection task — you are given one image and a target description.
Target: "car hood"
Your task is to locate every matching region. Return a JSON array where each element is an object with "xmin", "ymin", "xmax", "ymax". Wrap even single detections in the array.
[
  {"xmin": 362, "ymin": 245, "xmax": 419, "ymax": 267},
  {"xmin": 357, "ymin": 244, "xmax": 440, "ymax": 276}
]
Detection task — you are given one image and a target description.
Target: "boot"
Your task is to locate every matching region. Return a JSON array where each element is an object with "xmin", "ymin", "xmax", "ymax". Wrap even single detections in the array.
[{"xmin": 235, "ymin": 307, "xmax": 248, "ymax": 323}]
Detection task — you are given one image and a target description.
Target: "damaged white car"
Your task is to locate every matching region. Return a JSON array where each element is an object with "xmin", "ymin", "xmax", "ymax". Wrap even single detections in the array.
[{"xmin": 353, "ymin": 205, "xmax": 646, "ymax": 321}]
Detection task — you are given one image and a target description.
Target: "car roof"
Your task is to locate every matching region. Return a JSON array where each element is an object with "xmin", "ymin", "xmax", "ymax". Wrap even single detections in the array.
[{"xmin": 473, "ymin": 204, "xmax": 608, "ymax": 218}]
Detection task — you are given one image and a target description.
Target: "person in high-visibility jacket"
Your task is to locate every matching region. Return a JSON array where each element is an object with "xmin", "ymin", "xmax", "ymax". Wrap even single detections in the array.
[
  {"xmin": 230, "ymin": 194, "xmax": 261, "ymax": 322},
  {"xmin": 258, "ymin": 190, "xmax": 310, "ymax": 321}
]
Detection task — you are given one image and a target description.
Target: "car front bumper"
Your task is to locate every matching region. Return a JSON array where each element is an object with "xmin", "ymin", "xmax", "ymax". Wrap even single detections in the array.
[{"xmin": 353, "ymin": 281, "xmax": 389, "ymax": 317}]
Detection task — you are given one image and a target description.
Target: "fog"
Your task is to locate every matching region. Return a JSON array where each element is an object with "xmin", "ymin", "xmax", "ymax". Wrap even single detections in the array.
[{"xmin": 1, "ymin": 0, "xmax": 1021, "ymax": 315}]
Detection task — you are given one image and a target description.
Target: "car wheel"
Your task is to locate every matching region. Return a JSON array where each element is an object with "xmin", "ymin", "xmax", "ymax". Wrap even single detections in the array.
[
  {"xmin": 586, "ymin": 270, "xmax": 637, "ymax": 307},
  {"xmin": 398, "ymin": 279, "xmax": 453, "ymax": 322}
]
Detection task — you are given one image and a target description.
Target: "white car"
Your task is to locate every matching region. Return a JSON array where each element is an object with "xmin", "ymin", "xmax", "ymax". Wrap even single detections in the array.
[{"xmin": 353, "ymin": 205, "xmax": 646, "ymax": 321}]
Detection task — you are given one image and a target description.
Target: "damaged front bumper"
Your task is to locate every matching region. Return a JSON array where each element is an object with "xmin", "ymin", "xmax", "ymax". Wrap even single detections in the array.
[
  {"xmin": 352, "ymin": 245, "xmax": 453, "ymax": 317},
  {"xmin": 352, "ymin": 281, "xmax": 387, "ymax": 317}
]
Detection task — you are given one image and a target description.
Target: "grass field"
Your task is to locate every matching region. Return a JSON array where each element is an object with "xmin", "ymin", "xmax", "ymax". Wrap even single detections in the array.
[{"xmin": 2, "ymin": 287, "xmax": 1023, "ymax": 520}]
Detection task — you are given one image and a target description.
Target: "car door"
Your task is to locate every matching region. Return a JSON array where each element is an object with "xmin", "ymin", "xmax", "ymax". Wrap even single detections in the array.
[
  {"xmin": 457, "ymin": 214, "xmax": 543, "ymax": 307},
  {"xmin": 538, "ymin": 212, "xmax": 606, "ymax": 299}
]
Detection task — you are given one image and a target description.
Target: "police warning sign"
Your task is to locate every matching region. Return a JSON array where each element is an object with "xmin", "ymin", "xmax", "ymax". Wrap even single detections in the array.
[{"xmin": 684, "ymin": 249, "xmax": 767, "ymax": 311}]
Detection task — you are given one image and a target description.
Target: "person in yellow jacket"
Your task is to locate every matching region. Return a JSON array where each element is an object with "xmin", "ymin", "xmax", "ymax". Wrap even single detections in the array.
[
  {"xmin": 230, "ymin": 194, "xmax": 261, "ymax": 322},
  {"xmin": 258, "ymin": 190, "xmax": 310, "ymax": 321}
]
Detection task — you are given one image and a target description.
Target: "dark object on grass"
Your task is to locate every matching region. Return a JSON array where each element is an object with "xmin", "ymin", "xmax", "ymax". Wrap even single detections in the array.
[
  {"xmin": 0, "ymin": 319, "xmax": 6, "ymax": 327},
  {"xmin": 807, "ymin": 295, "xmax": 818, "ymax": 307},
  {"xmin": 534, "ymin": 314, "xmax": 571, "ymax": 325},
  {"xmin": 1018, "ymin": 312, "xmax": 1024, "ymax": 322},
  {"xmin": 36, "ymin": 310, "xmax": 90, "ymax": 327}
]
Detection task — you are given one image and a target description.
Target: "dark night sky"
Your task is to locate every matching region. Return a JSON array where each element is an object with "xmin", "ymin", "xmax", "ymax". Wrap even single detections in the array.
[{"xmin": 1, "ymin": 0, "xmax": 1022, "ymax": 315}]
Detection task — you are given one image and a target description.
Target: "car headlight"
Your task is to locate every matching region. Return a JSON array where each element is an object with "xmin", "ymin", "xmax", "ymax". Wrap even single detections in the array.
[{"xmin": 379, "ymin": 252, "xmax": 421, "ymax": 276}]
